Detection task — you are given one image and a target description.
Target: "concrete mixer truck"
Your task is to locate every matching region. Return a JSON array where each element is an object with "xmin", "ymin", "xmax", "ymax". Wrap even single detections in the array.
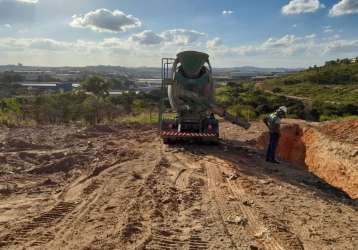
[{"xmin": 159, "ymin": 51, "xmax": 250, "ymax": 143}]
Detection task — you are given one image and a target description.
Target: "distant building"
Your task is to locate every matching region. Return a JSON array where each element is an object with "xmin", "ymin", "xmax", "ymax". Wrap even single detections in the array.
[
  {"xmin": 55, "ymin": 72, "xmax": 81, "ymax": 81},
  {"xmin": 19, "ymin": 82, "xmax": 74, "ymax": 93},
  {"xmin": 135, "ymin": 78, "xmax": 161, "ymax": 87},
  {"xmin": 109, "ymin": 90, "xmax": 140, "ymax": 96},
  {"xmin": 14, "ymin": 70, "xmax": 54, "ymax": 81},
  {"xmin": 251, "ymin": 75, "xmax": 276, "ymax": 81},
  {"xmin": 134, "ymin": 78, "xmax": 161, "ymax": 93}
]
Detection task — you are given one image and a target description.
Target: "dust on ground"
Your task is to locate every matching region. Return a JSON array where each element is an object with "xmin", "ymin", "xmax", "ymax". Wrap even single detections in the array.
[{"xmin": 0, "ymin": 121, "xmax": 357, "ymax": 250}]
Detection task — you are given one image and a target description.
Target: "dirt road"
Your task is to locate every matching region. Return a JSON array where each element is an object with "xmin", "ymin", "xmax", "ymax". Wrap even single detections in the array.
[{"xmin": 0, "ymin": 123, "xmax": 356, "ymax": 250}]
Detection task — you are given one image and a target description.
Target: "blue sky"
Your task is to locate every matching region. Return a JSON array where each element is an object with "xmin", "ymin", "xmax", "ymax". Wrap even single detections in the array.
[{"xmin": 0, "ymin": 0, "xmax": 358, "ymax": 67}]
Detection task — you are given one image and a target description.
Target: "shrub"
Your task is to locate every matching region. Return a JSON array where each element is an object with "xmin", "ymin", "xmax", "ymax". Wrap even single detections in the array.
[
  {"xmin": 272, "ymin": 87, "xmax": 282, "ymax": 93},
  {"xmin": 81, "ymin": 96, "xmax": 119, "ymax": 125}
]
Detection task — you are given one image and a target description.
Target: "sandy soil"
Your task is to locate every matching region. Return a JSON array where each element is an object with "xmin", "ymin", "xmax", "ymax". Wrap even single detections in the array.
[{"xmin": 0, "ymin": 122, "xmax": 357, "ymax": 250}]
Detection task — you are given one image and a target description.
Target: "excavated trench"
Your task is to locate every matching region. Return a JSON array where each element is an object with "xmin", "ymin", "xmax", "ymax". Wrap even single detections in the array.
[{"xmin": 257, "ymin": 119, "xmax": 358, "ymax": 199}]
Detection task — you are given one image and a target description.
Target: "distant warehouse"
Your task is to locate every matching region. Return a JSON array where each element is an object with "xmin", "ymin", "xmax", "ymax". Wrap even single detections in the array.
[{"xmin": 19, "ymin": 82, "xmax": 77, "ymax": 93}]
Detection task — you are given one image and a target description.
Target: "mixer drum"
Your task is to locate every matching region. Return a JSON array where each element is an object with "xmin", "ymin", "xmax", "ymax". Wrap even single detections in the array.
[{"xmin": 168, "ymin": 51, "xmax": 214, "ymax": 114}]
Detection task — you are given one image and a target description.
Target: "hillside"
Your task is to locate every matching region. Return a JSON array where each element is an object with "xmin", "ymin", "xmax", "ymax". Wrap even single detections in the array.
[
  {"xmin": 262, "ymin": 59, "xmax": 358, "ymax": 104},
  {"xmin": 260, "ymin": 58, "xmax": 358, "ymax": 121},
  {"xmin": 265, "ymin": 58, "xmax": 358, "ymax": 86}
]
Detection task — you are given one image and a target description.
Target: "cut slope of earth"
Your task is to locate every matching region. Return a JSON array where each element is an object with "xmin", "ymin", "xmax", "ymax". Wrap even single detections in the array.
[{"xmin": 257, "ymin": 119, "xmax": 358, "ymax": 199}]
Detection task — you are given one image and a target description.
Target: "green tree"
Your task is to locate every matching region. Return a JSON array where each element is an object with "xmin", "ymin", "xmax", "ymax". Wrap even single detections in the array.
[
  {"xmin": 81, "ymin": 75, "xmax": 111, "ymax": 98},
  {"xmin": 81, "ymin": 96, "xmax": 118, "ymax": 125},
  {"xmin": 0, "ymin": 98, "xmax": 22, "ymax": 125}
]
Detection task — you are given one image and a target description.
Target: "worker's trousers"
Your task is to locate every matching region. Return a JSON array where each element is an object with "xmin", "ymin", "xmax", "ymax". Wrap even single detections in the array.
[{"xmin": 266, "ymin": 132, "xmax": 279, "ymax": 161}]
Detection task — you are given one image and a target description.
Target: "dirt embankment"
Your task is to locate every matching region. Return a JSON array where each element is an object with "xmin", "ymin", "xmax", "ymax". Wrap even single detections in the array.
[{"xmin": 257, "ymin": 119, "xmax": 358, "ymax": 199}]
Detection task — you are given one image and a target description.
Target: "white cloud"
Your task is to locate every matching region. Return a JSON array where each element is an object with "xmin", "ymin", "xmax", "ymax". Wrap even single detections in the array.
[
  {"xmin": 262, "ymin": 35, "xmax": 300, "ymax": 48},
  {"xmin": 323, "ymin": 26, "xmax": 334, "ymax": 33},
  {"xmin": 324, "ymin": 39, "xmax": 358, "ymax": 54},
  {"xmin": 209, "ymin": 33, "xmax": 321, "ymax": 59},
  {"xmin": 0, "ymin": 35, "xmax": 204, "ymax": 66},
  {"xmin": 0, "ymin": 37, "xmax": 71, "ymax": 51},
  {"xmin": 0, "ymin": 30, "xmax": 207, "ymax": 65},
  {"xmin": 282, "ymin": 0, "xmax": 325, "ymax": 15},
  {"xmin": 160, "ymin": 29, "xmax": 206, "ymax": 45},
  {"xmin": 305, "ymin": 33, "xmax": 317, "ymax": 39},
  {"xmin": 333, "ymin": 34, "xmax": 341, "ymax": 39},
  {"xmin": 127, "ymin": 29, "xmax": 206, "ymax": 46},
  {"xmin": 222, "ymin": 10, "xmax": 234, "ymax": 15},
  {"xmin": 16, "ymin": 0, "xmax": 38, "ymax": 3},
  {"xmin": 0, "ymin": 28, "xmax": 206, "ymax": 53},
  {"xmin": 70, "ymin": 8, "xmax": 141, "ymax": 33},
  {"xmin": 130, "ymin": 30, "xmax": 163, "ymax": 45},
  {"xmin": 1, "ymin": 33, "xmax": 358, "ymax": 68},
  {"xmin": 329, "ymin": 0, "xmax": 358, "ymax": 16},
  {"xmin": 3, "ymin": 24, "xmax": 12, "ymax": 28},
  {"xmin": 209, "ymin": 33, "xmax": 358, "ymax": 64},
  {"xmin": 28, "ymin": 38, "xmax": 71, "ymax": 51},
  {"xmin": 207, "ymin": 37, "xmax": 222, "ymax": 49},
  {"xmin": 261, "ymin": 35, "xmax": 312, "ymax": 56}
]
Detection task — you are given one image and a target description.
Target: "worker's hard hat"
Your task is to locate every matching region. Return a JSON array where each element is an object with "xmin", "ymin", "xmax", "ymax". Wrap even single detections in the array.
[{"xmin": 277, "ymin": 106, "xmax": 288, "ymax": 114}]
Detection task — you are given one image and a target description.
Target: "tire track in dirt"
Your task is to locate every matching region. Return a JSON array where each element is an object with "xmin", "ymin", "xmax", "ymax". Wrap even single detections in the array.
[
  {"xmin": 172, "ymin": 148, "xmax": 257, "ymax": 249},
  {"xmin": 0, "ymin": 126, "xmax": 162, "ymax": 249},
  {"xmin": 147, "ymin": 229, "xmax": 209, "ymax": 250},
  {"xmin": 0, "ymin": 201, "xmax": 79, "ymax": 249},
  {"xmin": 226, "ymin": 177, "xmax": 304, "ymax": 250},
  {"xmin": 49, "ymin": 156, "xmax": 148, "ymax": 249},
  {"xmin": 172, "ymin": 145, "xmax": 302, "ymax": 250},
  {"xmin": 160, "ymin": 149, "xmax": 251, "ymax": 249},
  {"xmin": 205, "ymin": 158, "xmax": 283, "ymax": 250},
  {"xmin": 7, "ymin": 172, "xmax": 109, "ymax": 249},
  {"xmin": 205, "ymin": 158, "xmax": 255, "ymax": 249},
  {"xmin": 203, "ymin": 154, "xmax": 303, "ymax": 250},
  {"xmin": 175, "ymin": 168, "xmax": 189, "ymax": 189},
  {"xmin": 145, "ymin": 147, "xmax": 226, "ymax": 249},
  {"xmin": 148, "ymin": 228, "xmax": 185, "ymax": 250},
  {"xmin": 7, "ymin": 145, "xmax": 149, "ymax": 249},
  {"xmin": 48, "ymin": 187, "xmax": 105, "ymax": 248},
  {"xmin": 121, "ymin": 155, "xmax": 182, "ymax": 250},
  {"xmin": 145, "ymin": 150, "xmax": 193, "ymax": 250}
]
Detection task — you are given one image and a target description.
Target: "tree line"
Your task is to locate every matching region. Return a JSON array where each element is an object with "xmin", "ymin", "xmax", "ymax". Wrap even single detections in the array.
[{"xmin": 0, "ymin": 75, "xmax": 159, "ymax": 126}]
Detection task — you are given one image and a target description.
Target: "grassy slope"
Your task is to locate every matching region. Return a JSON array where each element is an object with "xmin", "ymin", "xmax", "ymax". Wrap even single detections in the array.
[
  {"xmin": 215, "ymin": 83, "xmax": 307, "ymax": 120},
  {"xmin": 263, "ymin": 60, "xmax": 358, "ymax": 104},
  {"xmin": 269, "ymin": 83, "xmax": 358, "ymax": 104}
]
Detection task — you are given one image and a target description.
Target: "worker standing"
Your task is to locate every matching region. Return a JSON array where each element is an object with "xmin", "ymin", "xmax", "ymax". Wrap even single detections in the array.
[{"xmin": 263, "ymin": 106, "xmax": 287, "ymax": 164}]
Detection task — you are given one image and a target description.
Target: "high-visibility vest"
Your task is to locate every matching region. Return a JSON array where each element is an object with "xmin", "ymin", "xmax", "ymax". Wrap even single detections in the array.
[{"xmin": 267, "ymin": 113, "xmax": 281, "ymax": 132}]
